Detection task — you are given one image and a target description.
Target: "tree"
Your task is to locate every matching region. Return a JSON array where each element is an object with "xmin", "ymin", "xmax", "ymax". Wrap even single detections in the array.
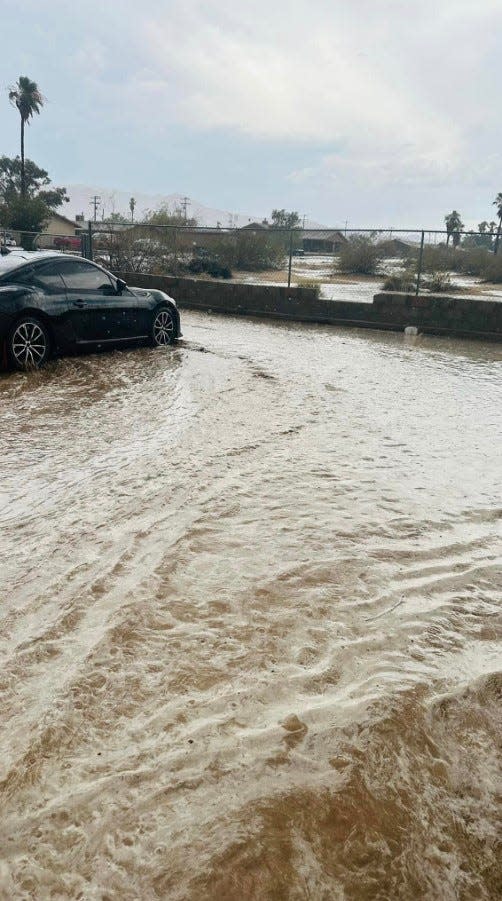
[
  {"xmin": 462, "ymin": 220, "xmax": 494, "ymax": 251},
  {"xmin": 8, "ymin": 77, "xmax": 44, "ymax": 198},
  {"xmin": 444, "ymin": 210, "xmax": 463, "ymax": 247},
  {"xmin": 0, "ymin": 156, "xmax": 68, "ymax": 209},
  {"xmin": 129, "ymin": 197, "xmax": 136, "ymax": 223},
  {"xmin": 0, "ymin": 156, "xmax": 68, "ymax": 247},
  {"xmin": 270, "ymin": 209, "xmax": 301, "ymax": 229},
  {"xmin": 493, "ymin": 193, "xmax": 502, "ymax": 255}
]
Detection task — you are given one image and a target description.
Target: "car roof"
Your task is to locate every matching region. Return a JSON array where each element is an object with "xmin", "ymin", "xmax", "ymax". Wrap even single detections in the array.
[{"xmin": 0, "ymin": 250, "xmax": 81, "ymax": 275}]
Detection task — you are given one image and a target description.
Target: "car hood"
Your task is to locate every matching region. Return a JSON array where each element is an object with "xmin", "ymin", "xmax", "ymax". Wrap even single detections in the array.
[{"xmin": 128, "ymin": 286, "xmax": 177, "ymax": 306}]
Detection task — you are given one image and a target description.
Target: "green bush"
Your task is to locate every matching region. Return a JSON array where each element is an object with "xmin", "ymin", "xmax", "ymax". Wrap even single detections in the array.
[{"xmin": 338, "ymin": 235, "xmax": 383, "ymax": 275}]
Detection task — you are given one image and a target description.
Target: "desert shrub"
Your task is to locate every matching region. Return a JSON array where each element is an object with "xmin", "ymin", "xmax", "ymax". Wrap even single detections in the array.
[
  {"xmin": 458, "ymin": 248, "xmax": 491, "ymax": 276},
  {"xmin": 338, "ymin": 235, "xmax": 383, "ymax": 275},
  {"xmin": 382, "ymin": 271, "xmax": 416, "ymax": 292},
  {"xmin": 212, "ymin": 231, "xmax": 287, "ymax": 271},
  {"xmin": 482, "ymin": 254, "xmax": 502, "ymax": 283},
  {"xmin": 410, "ymin": 244, "xmax": 493, "ymax": 278},
  {"xmin": 187, "ymin": 258, "xmax": 232, "ymax": 278},
  {"xmin": 187, "ymin": 258, "xmax": 206, "ymax": 274},
  {"xmin": 206, "ymin": 260, "xmax": 232, "ymax": 279},
  {"xmin": 98, "ymin": 227, "xmax": 179, "ymax": 274},
  {"xmin": 423, "ymin": 271, "xmax": 452, "ymax": 292},
  {"xmin": 408, "ymin": 244, "xmax": 457, "ymax": 274},
  {"xmin": 295, "ymin": 277, "xmax": 320, "ymax": 297}
]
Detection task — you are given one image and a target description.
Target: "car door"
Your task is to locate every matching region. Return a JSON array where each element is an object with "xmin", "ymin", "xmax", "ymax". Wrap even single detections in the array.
[
  {"xmin": 10, "ymin": 260, "xmax": 74, "ymax": 347},
  {"xmin": 57, "ymin": 258, "xmax": 140, "ymax": 343}
]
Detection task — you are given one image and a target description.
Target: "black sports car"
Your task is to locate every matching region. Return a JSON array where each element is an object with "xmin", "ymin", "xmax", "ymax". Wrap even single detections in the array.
[{"xmin": 0, "ymin": 251, "xmax": 181, "ymax": 371}]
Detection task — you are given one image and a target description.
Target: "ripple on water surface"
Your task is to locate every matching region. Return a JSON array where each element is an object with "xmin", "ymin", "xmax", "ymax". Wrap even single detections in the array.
[{"xmin": 0, "ymin": 317, "xmax": 501, "ymax": 899}]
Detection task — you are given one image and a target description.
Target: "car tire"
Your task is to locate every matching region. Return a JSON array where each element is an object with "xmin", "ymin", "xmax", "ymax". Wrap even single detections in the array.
[
  {"xmin": 151, "ymin": 306, "xmax": 176, "ymax": 347},
  {"xmin": 8, "ymin": 316, "xmax": 51, "ymax": 371}
]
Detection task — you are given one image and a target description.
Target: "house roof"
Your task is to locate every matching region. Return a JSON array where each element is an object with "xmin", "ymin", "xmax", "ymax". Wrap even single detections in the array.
[
  {"xmin": 48, "ymin": 211, "xmax": 79, "ymax": 228},
  {"xmin": 302, "ymin": 230, "xmax": 347, "ymax": 242}
]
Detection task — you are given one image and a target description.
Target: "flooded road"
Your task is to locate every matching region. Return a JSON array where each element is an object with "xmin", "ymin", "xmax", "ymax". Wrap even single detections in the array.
[{"xmin": 0, "ymin": 312, "xmax": 501, "ymax": 900}]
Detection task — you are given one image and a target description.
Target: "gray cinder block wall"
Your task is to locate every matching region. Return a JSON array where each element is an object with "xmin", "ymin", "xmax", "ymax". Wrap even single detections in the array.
[{"xmin": 115, "ymin": 273, "xmax": 502, "ymax": 341}]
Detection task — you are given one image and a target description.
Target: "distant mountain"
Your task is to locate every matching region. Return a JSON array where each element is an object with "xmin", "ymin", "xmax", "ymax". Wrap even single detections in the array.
[
  {"xmin": 64, "ymin": 185, "xmax": 322, "ymax": 229},
  {"xmin": 65, "ymin": 186, "xmax": 258, "ymax": 228}
]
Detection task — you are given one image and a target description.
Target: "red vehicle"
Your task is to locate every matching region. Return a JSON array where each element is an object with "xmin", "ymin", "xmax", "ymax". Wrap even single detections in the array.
[{"xmin": 53, "ymin": 235, "xmax": 82, "ymax": 251}]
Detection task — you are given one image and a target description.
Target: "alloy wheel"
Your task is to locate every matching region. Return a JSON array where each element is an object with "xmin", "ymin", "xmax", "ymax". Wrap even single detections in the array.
[
  {"xmin": 11, "ymin": 320, "xmax": 48, "ymax": 369},
  {"xmin": 153, "ymin": 309, "xmax": 175, "ymax": 345}
]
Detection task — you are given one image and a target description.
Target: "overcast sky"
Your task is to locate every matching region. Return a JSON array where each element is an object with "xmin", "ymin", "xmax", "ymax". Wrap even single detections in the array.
[{"xmin": 1, "ymin": 0, "xmax": 501, "ymax": 227}]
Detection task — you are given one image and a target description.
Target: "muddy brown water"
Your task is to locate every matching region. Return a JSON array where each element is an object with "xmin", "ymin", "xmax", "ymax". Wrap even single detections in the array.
[{"xmin": 0, "ymin": 312, "xmax": 501, "ymax": 900}]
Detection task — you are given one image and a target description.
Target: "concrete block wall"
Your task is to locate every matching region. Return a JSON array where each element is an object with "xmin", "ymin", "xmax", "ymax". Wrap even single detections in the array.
[{"xmin": 115, "ymin": 273, "xmax": 502, "ymax": 341}]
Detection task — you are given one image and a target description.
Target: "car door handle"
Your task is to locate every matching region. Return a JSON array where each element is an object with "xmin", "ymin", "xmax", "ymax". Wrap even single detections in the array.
[{"xmin": 73, "ymin": 299, "xmax": 86, "ymax": 308}]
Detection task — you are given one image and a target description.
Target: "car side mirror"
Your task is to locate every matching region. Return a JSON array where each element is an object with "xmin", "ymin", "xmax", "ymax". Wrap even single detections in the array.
[{"xmin": 116, "ymin": 278, "xmax": 127, "ymax": 295}]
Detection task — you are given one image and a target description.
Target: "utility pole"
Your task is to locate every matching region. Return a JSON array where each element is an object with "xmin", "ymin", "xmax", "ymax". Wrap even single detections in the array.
[
  {"xmin": 90, "ymin": 195, "xmax": 101, "ymax": 223},
  {"xmin": 344, "ymin": 219, "xmax": 348, "ymax": 235},
  {"xmin": 180, "ymin": 196, "xmax": 190, "ymax": 223}
]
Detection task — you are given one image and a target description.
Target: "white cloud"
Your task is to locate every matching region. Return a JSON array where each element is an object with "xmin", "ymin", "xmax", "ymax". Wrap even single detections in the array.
[
  {"xmin": 1, "ymin": 0, "xmax": 500, "ymax": 222},
  {"xmin": 124, "ymin": 0, "xmax": 501, "ymax": 186}
]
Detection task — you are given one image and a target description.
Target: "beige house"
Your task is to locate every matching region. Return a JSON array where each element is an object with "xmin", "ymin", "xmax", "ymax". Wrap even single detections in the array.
[{"xmin": 38, "ymin": 212, "xmax": 82, "ymax": 249}]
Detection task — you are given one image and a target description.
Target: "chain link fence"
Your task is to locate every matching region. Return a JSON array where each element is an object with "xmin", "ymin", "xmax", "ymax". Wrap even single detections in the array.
[{"xmin": 3, "ymin": 223, "xmax": 501, "ymax": 299}]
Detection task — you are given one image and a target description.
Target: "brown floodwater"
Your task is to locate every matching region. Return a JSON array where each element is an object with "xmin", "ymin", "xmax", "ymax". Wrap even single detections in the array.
[{"xmin": 0, "ymin": 312, "xmax": 501, "ymax": 900}]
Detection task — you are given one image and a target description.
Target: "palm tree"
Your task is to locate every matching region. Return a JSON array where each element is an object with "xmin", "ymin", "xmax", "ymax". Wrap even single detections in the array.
[
  {"xmin": 8, "ymin": 77, "xmax": 44, "ymax": 198},
  {"xmin": 444, "ymin": 210, "xmax": 463, "ymax": 247},
  {"xmin": 493, "ymin": 193, "xmax": 502, "ymax": 255},
  {"xmin": 129, "ymin": 197, "xmax": 136, "ymax": 223}
]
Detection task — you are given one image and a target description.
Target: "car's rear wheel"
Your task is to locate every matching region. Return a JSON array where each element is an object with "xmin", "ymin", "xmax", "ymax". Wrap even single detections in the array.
[
  {"xmin": 151, "ymin": 306, "xmax": 176, "ymax": 346},
  {"xmin": 9, "ymin": 316, "xmax": 51, "ymax": 371}
]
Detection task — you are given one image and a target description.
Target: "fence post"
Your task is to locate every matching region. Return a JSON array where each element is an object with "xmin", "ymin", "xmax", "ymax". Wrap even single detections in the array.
[
  {"xmin": 415, "ymin": 230, "xmax": 425, "ymax": 295},
  {"xmin": 287, "ymin": 229, "xmax": 293, "ymax": 289},
  {"xmin": 87, "ymin": 221, "xmax": 94, "ymax": 261},
  {"xmin": 173, "ymin": 226, "xmax": 178, "ymax": 273}
]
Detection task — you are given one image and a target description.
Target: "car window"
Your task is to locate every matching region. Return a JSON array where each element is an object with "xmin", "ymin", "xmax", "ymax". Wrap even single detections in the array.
[
  {"xmin": 59, "ymin": 259, "xmax": 115, "ymax": 293},
  {"xmin": 10, "ymin": 262, "xmax": 66, "ymax": 294},
  {"xmin": 32, "ymin": 262, "xmax": 67, "ymax": 293}
]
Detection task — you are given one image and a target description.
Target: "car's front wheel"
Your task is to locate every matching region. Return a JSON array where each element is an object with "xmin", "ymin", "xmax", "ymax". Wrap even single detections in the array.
[
  {"xmin": 8, "ymin": 316, "xmax": 51, "ymax": 371},
  {"xmin": 151, "ymin": 306, "xmax": 176, "ymax": 347}
]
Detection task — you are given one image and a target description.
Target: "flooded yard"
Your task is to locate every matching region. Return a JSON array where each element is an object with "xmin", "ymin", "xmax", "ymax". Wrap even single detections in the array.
[
  {"xmin": 234, "ymin": 254, "xmax": 502, "ymax": 304},
  {"xmin": 0, "ymin": 312, "xmax": 501, "ymax": 899}
]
